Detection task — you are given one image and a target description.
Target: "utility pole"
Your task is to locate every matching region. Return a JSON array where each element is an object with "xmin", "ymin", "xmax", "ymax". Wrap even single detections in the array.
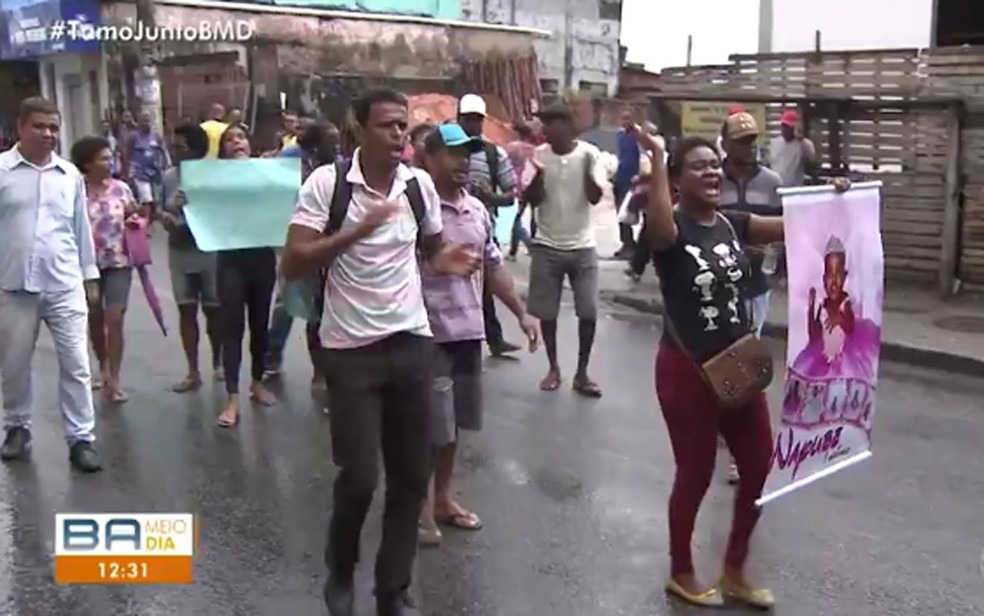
[
  {"xmin": 133, "ymin": 0, "xmax": 162, "ymax": 133},
  {"xmin": 758, "ymin": 0, "xmax": 773, "ymax": 53}
]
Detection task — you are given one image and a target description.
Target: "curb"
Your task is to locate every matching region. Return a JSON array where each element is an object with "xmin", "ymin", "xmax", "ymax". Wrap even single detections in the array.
[{"xmin": 604, "ymin": 292, "xmax": 984, "ymax": 378}]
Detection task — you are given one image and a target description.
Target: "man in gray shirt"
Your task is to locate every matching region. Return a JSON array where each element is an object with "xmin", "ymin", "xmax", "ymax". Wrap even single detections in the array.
[
  {"xmin": 0, "ymin": 97, "xmax": 102, "ymax": 472},
  {"xmin": 719, "ymin": 112, "xmax": 783, "ymax": 337}
]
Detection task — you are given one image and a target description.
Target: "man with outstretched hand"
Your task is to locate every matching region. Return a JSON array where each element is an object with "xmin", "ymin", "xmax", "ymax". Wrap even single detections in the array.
[{"xmin": 282, "ymin": 88, "xmax": 479, "ymax": 616}]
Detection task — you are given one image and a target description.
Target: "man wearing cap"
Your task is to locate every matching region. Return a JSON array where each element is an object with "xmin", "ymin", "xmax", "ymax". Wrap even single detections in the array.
[
  {"xmin": 720, "ymin": 112, "xmax": 784, "ymax": 340},
  {"xmin": 524, "ymin": 102, "xmax": 607, "ymax": 397},
  {"xmin": 457, "ymin": 93, "xmax": 523, "ymax": 358},
  {"xmin": 769, "ymin": 109, "xmax": 816, "ymax": 187},
  {"xmin": 417, "ymin": 124, "xmax": 538, "ymax": 544}
]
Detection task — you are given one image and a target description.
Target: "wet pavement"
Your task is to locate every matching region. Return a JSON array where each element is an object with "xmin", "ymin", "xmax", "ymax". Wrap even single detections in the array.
[{"xmin": 2, "ymin": 236, "xmax": 984, "ymax": 615}]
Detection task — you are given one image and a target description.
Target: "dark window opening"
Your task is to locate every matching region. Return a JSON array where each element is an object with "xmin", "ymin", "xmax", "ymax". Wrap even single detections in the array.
[
  {"xmin": 936, "ymin": 0, "xmax": 984, "ymax": 46},
  {"xmin": 598, "ymin": 0, "xmax": 622, "ymax": 22}
]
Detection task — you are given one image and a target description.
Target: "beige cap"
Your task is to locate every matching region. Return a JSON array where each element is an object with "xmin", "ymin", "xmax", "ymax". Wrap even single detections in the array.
[{"xmin": 724, "ymin": 112, "xmax": 760, "ymax": 140}]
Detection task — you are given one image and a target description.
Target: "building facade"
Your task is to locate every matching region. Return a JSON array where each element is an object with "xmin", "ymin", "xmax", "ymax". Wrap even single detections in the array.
[
  {"xmin": 460, "ymin": 0, "xmax": 623, "ymax": 97},
  {"xmin": 0, "ymin": 0, "xmax": 108, "ymax": 151}
]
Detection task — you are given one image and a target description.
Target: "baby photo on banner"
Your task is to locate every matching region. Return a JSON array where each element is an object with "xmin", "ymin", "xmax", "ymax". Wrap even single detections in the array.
[{"xmin": 758, "ymin": 181, "xmax": 885, "ymax": 506}]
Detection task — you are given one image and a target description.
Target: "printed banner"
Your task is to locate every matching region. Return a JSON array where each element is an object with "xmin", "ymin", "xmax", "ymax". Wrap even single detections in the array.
[
  {"xmin": 758, "ymin": 182, "xmax": 884, "ymax": 506},
  {"xmin": 181, "ymin": 158, "xmax": 301, "ymax": 252}
]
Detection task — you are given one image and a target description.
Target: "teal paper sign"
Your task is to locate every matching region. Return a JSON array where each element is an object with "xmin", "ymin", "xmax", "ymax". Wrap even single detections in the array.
[{"xmin": 181, "ymin": 158, "xmax": 302, "ymax": 252}]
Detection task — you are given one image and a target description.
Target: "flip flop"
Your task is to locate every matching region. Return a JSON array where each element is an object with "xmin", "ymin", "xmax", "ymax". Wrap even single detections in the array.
[
  {"xmin": 436, "ymin": 510, "xmax": 483, "ymax": 531},
  {"xmin": 110, "ymin": 390, "xmax": 129, "ymax": 404},
  {"xmin": 539, "ymin": 372, "xmax": 562, "ymax": 391},
  {"xmin": 250, "ymin": 390, "xmax": 277, "ymax": 407},
  {"xmin": 417, "ymin": 523, "xmax": 442, "ymax": 547},
  {"xmin": 216, "ymin": 412, "xmax": 238, "ymax": 428},
  {"xmin": 572, "ymin": 378, "xmax": 602, "ymax": 399},
  {"xmin": 91, "ymin": 377, "xmax": 104, "ymax": 391},
  {"xmin": 172, "ymin": 377, "xmax": 203, "ymax": 393}
]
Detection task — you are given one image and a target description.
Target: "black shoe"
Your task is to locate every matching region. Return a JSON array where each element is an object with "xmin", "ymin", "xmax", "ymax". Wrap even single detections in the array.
[
  {"xmin": 0, "ymin": 428, "xmax": 31, "ymax": 461},
  {"xmin": 489, "ymin": 340, "xmax": 521, "ymax": 357},
  {"xmin": 376, "ymin": 591, "xmax": 419, "ymax": 616},
  {"xmin": 324, "ymin": 575, "xmax": 355, "ymax": 616},
  {"xmin": 69, "ymin": 441, "xmax": 102, "ymax": 473},
  {"xmin": 612, "ymin": 246, "xmax": 634, "ymax": 260}
]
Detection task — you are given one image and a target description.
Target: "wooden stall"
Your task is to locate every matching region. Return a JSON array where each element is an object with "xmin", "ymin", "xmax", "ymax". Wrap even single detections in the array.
[{"xmin": 651, "ymin": 47, "xmax": 980, "ymax": 296}]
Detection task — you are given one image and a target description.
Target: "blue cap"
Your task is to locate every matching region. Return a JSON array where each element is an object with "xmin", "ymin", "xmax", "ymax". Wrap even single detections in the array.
[{"xmin": 425, "ymin": 123, "xmax": 483, "ymax": 154}]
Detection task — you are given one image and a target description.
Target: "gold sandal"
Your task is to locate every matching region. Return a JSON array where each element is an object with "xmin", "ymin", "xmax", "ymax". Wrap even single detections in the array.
[
  {"xmin": 664, "ymin": 578, "xmax": 724, "ymax": 607},
  {"xmin": 718, "ymin": 575, "xmax": 775, "ymax": 610}
]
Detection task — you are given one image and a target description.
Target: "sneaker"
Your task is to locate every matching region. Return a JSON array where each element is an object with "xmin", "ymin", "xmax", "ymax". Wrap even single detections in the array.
[
  {"xmin": 69, "ymin": 441, "xmax": 103, "ymax": 473},
  {"xmin": 0, "ymin": 428, "xmax": 31, "ymax": 461}
]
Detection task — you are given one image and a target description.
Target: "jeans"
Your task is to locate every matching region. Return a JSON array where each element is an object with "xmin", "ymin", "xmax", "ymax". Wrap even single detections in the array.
[
  {"xmin": 266, "ymin": 292, "xmax": 294, "ymax": 370},
  {"xmin": 321, "ymin": 332, "xmax": 433, "ymax": 594},
  {"xmin": 509, "ymin": 202, "xmax": 536, "ymax": 256},
  {"xmin": 656, "ymin": 342, "xmax": 772, "ymax": 577}
]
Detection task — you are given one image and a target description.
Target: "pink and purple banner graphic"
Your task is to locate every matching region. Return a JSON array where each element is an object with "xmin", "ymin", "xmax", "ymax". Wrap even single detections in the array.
[{"xmin": 758, "ymin": 181, "xmax": 884, "ymax": 506}]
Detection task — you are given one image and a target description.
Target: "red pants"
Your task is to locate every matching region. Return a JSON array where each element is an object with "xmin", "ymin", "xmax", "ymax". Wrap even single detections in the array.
[{"xmin": 655, "ymin": 342, "xmax": 773, "ymax": 577}]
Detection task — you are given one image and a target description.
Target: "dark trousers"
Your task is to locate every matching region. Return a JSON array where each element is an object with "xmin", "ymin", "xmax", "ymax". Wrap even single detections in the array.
[
  {"xmin": 484, "ymin": 235, "xmax": 504, "ymax": 347},
  {"xmin": 629, "ymin": 215, "xmax": 652, "ymax": 276},
  {"xmin": 321, "ymin": 332, "xmax": 433, "ymax": 595},
  {"xmin": 218, "ymin": 248, "xmax": 277, "ymax": 393}
]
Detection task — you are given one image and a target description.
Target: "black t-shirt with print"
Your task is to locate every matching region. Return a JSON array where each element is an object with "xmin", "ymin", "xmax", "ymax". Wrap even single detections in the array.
[{"xmin": 653, "ymin": 210, "xmax": 754, "ymax": 361}]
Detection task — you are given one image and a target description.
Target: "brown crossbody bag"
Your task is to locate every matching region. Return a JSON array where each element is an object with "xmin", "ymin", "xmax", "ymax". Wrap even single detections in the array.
[{"xmin": 663, "ymin": 213, "xmax": 774, "ymax": 408}]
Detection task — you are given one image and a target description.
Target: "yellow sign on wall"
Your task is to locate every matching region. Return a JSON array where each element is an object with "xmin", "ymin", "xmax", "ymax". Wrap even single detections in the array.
[{"xmin": 681, "ymin": 102, "xmax": 768, "ymax": 145}]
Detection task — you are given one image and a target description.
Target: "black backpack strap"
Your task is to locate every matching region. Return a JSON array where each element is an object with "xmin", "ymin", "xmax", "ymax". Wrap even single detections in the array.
[
  {"xmin": 484, "ymin": 141, "xmax": 500, "ymax": 192},
  {"xmin": 326, "ymin": 159, "xmax": 354, "ymax": 234},
  {"xmin": 404, "ymin": 175, "xmax": 428, "ymax": 252},
  {"xmin": 315, "ymin": 159, "xmax": 353, "ymax": 321}
]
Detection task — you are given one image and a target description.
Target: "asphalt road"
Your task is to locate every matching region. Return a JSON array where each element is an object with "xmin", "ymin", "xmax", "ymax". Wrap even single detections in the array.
[{"xmin": 1, "ymin": 237, "xmax": 983, "ymax": 615}]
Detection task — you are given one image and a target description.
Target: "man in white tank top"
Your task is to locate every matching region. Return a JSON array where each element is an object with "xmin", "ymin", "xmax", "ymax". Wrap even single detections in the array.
[{"xmin": 768, "ymin": 109, "xmax": 816, "ymax": 187}]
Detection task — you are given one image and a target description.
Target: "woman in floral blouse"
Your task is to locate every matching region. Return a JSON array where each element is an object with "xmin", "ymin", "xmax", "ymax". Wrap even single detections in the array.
[{"xmin": 71, "ymin": 136, "xmax": 146, "ymax": 404}]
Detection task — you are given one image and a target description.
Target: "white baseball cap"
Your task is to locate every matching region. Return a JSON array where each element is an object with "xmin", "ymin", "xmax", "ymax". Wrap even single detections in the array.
[{"xmin": 458, "ymin": 93, "xmax": 487, "ymax": 117}]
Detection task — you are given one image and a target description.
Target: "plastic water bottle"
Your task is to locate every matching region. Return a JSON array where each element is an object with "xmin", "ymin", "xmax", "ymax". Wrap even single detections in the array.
[{"xmin": 762, "ymin": 243, "xmax": 779, "ymax": 276}]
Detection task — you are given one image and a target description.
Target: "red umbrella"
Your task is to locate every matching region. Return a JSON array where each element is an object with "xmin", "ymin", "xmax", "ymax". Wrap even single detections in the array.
[{"xmin": 124, "ymin": 220, "xmax": 167, "ymax": 336}]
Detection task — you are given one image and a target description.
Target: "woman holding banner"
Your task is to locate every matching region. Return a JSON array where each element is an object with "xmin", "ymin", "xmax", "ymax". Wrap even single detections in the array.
[
  {"xmin": 214, "ymin": 124, "xmax": 278, "ymax": 427},
  {"xmin": 638, "ymin": 131, "xmax": 848, "ymax": 609}
]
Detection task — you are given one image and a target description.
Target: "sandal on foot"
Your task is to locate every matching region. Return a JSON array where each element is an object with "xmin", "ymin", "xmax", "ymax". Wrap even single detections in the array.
[
  {"xmin": 572, "ymin": 378, "xmax": 602, "ymax": 398},
  {"xmin": 718, "ymin": 576, "xmax": 775, "ymax": 609},
  {"xmin": 436, "ymin": 510, "xmax": 483, "ymax": 531},
  {"xmin": 665, "ymin": 579, "xmax": 724, "ymax": 608},
  {"xmin": 539, "ymin": 373, "xmax": 562, "ymax": 392},
  {"xmin": 250, "ymin": 390, "xmax": 277, "ymax": 406},
  {"xmin": 172, "ymin": 377, "xmax": 202, "ymax": 393},
  {"xmin": 216, "ymin": 412, "xmax": 238, "ymax": 428},
  {"xmin": 110, "ymin": 389, "xmax": 129, "ymax": 404},
  {"xmin": 417, "ymin": 523, "xmax": 442, "ymax": 547},
  {"xmin": 91, "ymin": 377, "xmax": 104, "ymax": 391}
]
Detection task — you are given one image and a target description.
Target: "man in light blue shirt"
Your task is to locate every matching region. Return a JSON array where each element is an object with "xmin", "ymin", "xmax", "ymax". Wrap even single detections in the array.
[{"xmin": 0, "ymin": 97, "xmax": 103, "ymax": 472}]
